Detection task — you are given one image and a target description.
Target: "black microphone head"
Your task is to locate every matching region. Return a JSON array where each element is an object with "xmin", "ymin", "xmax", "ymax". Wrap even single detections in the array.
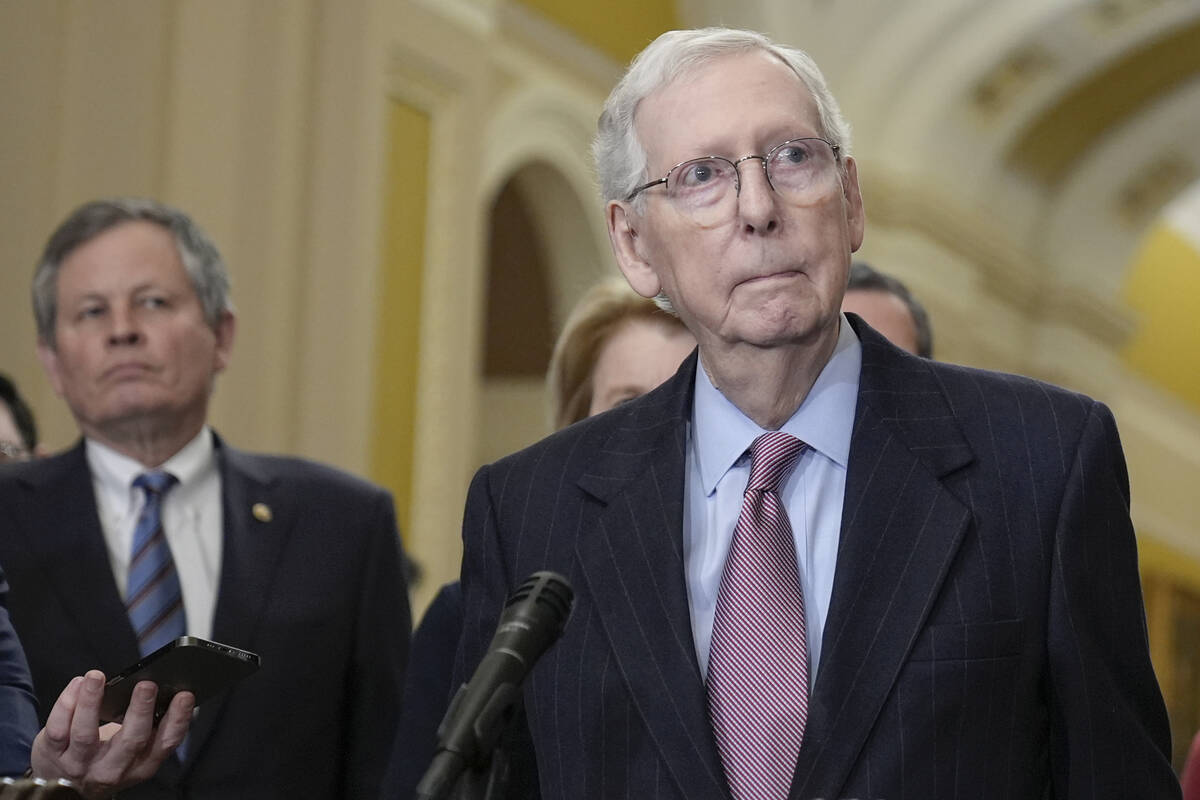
[
  {"xmin": 491, "ymin": 572, "xmax": 574, "ymax": 665},
  {"xmin": 505, "ymin": 571, "xmax": 573, "ymax": 628}
]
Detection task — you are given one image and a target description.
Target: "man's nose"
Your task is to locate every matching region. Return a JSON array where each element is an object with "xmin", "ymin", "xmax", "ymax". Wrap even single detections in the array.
[
  {"xmin": 735, "ymin": 157, "xmax": 779, "ymax": 233},
  {"xmin": 106, "ymin": 307, "xmax": 141, "ymax": 346}
]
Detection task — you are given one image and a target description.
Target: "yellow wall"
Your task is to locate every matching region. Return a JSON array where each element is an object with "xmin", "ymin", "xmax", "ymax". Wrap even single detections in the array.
[
  {"xmin": 516, "ymin": 0, "xmax": 679, "ymax": 64},
  {"xmin": 1122, "ymin": 225, "xmax": 1200, "ymax": 413},
  {"xmin": 371, "ymin": 100, "xmax": 431, "ymax": 541}
]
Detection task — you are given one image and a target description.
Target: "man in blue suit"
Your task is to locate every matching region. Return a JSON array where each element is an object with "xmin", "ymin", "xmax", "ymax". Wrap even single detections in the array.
[
  {"xmin": 453, "ymin": 28, "xmax": 1176, "ymax": 799},
  {"xmin": 0, "ymin": 198, "xmax": 409, "ymax": 798}
]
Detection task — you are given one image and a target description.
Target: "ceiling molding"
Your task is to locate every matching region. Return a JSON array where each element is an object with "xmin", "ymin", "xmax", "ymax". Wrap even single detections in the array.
[
  {"xmin": 861, "ymin": 165, "xmax": 1136, "ymax": 349},
  {"xmin": 1006, "ymin": 15, "xmax": 1200, "ymax": 187},
  {"xmin": 970, "ymin": 44, "xmax": 1058, "ymax": 119},
  {"xmin": 495, "ymin": 1, "xmax": 623, "ymax": 92},
  {"xmin": 1115, "ymin": 152, "xmax": 1199, "ymax": 228}
]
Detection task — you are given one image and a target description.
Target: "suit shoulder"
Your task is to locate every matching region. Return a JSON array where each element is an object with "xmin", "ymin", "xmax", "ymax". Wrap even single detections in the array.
[
  {"xmin": 220, "ymin": 446, "xmax": 392, "ymax": 502},
  {"xmin": 923, "ymin": 358, "xmax": 1101, "ymax": 417},
  {"xmin": 476, "ymin": 416, "xmax": 603, "ymax": 494},
  {"xmin": 483, "ymin": 392, "xmax": 664, "ymax": 477},
  {"xmin": 0, "ymin": 445, "xmax": 85, "ymax": 491}
]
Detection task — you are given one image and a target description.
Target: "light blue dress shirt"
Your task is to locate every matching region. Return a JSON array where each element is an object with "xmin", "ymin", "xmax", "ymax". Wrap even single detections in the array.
[{"xmin": 684, "ymin": 315, "xmax": 861, "ymax": 682}]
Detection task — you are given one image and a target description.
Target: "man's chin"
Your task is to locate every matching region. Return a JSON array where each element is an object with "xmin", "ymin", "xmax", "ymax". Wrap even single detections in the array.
[
  {"xmin": 89, "ymin": 400, "xmax": 181, "ymax": 435},
  {"xmin": 727, "ymin": 312, "xmax": 834, "ymax": 351}
]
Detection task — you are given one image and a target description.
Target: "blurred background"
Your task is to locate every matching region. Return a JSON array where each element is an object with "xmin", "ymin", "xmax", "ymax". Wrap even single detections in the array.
[{"xmin": 2, "ymin": 0, "xmax": 1199, "ymax": 770}]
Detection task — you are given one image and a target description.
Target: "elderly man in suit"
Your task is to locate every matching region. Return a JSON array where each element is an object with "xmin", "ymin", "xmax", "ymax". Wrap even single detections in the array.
[
  {"xmin": 0, "ymin": 198, "xmax": 409, "ymax": 798},
  {"xmin": 453, "ymin": 27, "xmax": 1176, "ymax": 800}
]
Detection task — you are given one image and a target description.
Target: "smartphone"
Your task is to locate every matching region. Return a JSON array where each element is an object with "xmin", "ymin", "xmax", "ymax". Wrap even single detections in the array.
[{"xmin": 99, "ymin": 636, "xmax": 260, "ymax": 723}]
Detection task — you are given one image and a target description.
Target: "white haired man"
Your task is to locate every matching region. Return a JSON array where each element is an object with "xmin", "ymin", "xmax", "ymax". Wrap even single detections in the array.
[{"xmin": 450, "ymin": 27, "xmax": 1175, "ymax": 800}]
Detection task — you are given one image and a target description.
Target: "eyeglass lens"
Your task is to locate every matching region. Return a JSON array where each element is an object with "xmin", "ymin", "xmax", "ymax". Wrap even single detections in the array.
[{"xmin": 665, "ymin": 138, "xmax": 837, "ymax": 223}]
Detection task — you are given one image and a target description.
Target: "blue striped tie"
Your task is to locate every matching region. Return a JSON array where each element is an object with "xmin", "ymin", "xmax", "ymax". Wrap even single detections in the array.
[{"xmin": 126, "ymin": 471, "xmax": 187, "ymax": 656}]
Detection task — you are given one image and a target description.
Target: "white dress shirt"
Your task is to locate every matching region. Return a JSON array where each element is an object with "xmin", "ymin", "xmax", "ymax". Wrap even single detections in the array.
[
  {"xmin": 684, "ymin": 314, "xmax": 861, "ymax": 680},
  {"xmin": 87, "ymin": 427, "xmax": 224, "ymax": 640}
]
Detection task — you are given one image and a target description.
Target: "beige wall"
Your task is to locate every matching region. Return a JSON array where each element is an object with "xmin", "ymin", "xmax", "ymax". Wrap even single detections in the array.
[
  {"xmin": 0, "ymin": 0, "xmax": 618, "ymax": 614},
  {"xmin": 2, "ymin": 0, "xmax": 1198, "ymax": 619}
]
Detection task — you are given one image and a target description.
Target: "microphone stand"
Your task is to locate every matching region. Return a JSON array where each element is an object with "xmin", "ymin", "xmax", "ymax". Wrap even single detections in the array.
[
  {"xmin": 415, "ymin": 676, "xmax": 521, "ymax": 800},
  {"xmin": 416, "ymin": 571, "xmax": 573, "ymax": 800},
  {"xmin": 447, "ymin": 745, "xmax": 509, "ymax": 800}
]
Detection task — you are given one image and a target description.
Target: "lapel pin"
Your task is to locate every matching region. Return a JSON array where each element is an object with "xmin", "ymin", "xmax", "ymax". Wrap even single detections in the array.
[{"xmin": 252, "ymin": 502, "xmax": 272, "ymax": 523}]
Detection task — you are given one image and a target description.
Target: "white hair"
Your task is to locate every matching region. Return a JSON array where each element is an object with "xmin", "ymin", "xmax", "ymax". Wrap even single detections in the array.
[{"xmin": 592, "ymin": 27, "xmax": 853, "ymax": 207}]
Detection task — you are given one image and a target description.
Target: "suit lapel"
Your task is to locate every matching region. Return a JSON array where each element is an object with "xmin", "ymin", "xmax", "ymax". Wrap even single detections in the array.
[
  {"xmin": 183, "ymin": 437, "xmax": 292, "ymax": 765},
  {"xmin": 791, "ymin": 320, "xmax": 975, "ymax": 798},
  {"xmin": 16, "ymin": 443, "xmax": 140, "ymax": 672},
  {"xmin": 574, "ymin": 354, "xmax": 730, "ymax": 798}
]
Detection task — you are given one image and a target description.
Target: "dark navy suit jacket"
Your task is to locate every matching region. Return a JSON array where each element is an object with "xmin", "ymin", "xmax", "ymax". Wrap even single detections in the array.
[
  {"xmin": 385, "ymin": 580, "xmax": 462, "ymax": 797},
  {"xmin": 0, "ymin": 434, "xmax": 410, "ymax": 798},
  {"xmin": 454, "ymin": 317, "xmax": 1177, "ymax": 800},
  {"xmin": 0, "ymin": 566, "xmax": 37, "ymax": 777}
]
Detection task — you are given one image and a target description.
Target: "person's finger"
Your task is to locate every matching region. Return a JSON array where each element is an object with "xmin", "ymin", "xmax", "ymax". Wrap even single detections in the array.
[
  {"xmin": 76, "ymin": 680, "xmax": 157, "ymax": 796},
  {"xmin": 154, "ymin": 690, "xmax": 195, "ymax": 752},
  {"xmin": 118, "ymin": 689, "xmax": 196, "ymax": 785},
  {"xmin": 40, "ymin": 675, "xmax": 85, "ymax": 754},
  {"xmin": 64, "ymin": 671, "xmax": 105, "ymax": 759},
  {"xmin": 105, "ymin": 680, "xmax": 159, "ymax": 758}
]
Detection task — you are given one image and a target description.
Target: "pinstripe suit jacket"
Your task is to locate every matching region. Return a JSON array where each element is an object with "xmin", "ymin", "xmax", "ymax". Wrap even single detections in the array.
[{"xmin": 456, "ymin": 317, "xmax": 1176, "ymax": 800}]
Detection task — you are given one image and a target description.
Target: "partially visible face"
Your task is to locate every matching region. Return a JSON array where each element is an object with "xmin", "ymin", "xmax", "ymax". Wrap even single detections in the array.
[
  {"xmin": 37, "ymin": 220, "xmax": 235, "ymax": 445},
  {"xmin": 609, "ymin": 50, "xmax": 864, "ymax": 354},
  {"xmin": 0, "ymin": 401, "xmax": 29, "ymax": 462},
  {"xmin": 842, "ymin": 288, "xmax": 920, "ymax": 355},
  {"xmin": 588, "ymin": 317, "xmax": 697, "ymax": 416}
]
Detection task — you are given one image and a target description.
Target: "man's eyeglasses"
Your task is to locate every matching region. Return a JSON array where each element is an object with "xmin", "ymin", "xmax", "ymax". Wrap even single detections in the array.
[
  {"xmin": 626, "ymin": 136, "xmax": 841, "ymax": 226},
  {"xmin": 0, "ymin": 441, "xmax": 30, "ymax": 462}
]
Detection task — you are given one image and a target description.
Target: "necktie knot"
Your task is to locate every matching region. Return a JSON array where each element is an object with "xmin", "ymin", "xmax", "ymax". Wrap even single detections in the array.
[
  {"xmin": 746, "ymin": 432, "xmax": 806, "ymax": 493},
  {"xmin": 134, "ymin": 470, "xmax": 177, "ymax": 497}
]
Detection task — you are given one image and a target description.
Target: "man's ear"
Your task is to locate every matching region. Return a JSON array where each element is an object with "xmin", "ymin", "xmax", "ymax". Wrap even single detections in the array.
[
  {"xmin": 842, "ymin": 157, "xmax": 866, "ymax": 253},
  {"xmin": 213, "ymin": 310, "xmax": 236, "ymax": 373},
  {"xmin": 36, "ymin": 340, "xmax": 65, "ymax": 399},
  {"xmin": 606, "ymin": 201, "xmax": 662, "ymax": 299}
]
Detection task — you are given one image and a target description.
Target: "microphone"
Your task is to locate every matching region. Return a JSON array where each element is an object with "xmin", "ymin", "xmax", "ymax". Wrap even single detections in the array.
[{"xmin": 416, "ymin": 571, "xmax": 574, "ymax": 800}]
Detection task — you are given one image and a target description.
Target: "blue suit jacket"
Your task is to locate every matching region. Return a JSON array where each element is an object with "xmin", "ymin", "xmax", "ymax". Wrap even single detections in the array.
[
  {"xmin": 0, "ymin": 434, "xmax": 410, "ymax": 798},
  {"xmin": 0, "ymin": 567, "xmax": 37, "ymax": 777},
  {"xmin": 454, "ymin": 317, "xmax": 1177, "ymax": 799}
]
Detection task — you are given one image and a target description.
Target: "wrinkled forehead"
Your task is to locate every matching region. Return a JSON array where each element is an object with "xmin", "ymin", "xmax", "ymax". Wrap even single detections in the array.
[
  {"xmin": 55, "ymin": 220, "xmax": 191, "ymax": 296},
  {"xmin": 633, "ymin": 50, "xmax": 820, "ymax": 161}
]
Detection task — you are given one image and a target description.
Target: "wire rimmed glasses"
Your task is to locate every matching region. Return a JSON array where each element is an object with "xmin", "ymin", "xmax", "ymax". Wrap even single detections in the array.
[{"xmin": 626, "ymin": 136, "xmax": 841, "ymax": 226}]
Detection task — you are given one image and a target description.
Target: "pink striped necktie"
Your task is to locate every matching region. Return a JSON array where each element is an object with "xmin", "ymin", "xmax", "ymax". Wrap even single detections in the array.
[{"xmin": 707, "ymin": 431, "xmax": 809, "ymax": 800}]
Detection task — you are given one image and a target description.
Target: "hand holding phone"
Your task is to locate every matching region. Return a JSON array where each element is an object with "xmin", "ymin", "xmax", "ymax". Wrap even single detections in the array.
[
  {"xmin": 99, "ymin": 636, "xmax": 260, "ymax": 724},
  {"xmin": 31, "ymin": 669, "xmax": 193, "ymax": 796}
]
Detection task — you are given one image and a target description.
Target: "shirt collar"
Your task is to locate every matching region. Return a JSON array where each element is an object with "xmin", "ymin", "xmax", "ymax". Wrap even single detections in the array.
[
  {"xmin": 86, "ymin": 426, "xmax": 216, "ymax": 507},
  {"xmin": 691, "ymin": 314, "xmax": 861, "ymax": 495}
]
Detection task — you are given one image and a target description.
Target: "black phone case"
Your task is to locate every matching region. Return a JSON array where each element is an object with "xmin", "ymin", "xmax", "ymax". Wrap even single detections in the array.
[{"xmin": 99, "ymin": 636, "xmax": 260, "ymax": 723}]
